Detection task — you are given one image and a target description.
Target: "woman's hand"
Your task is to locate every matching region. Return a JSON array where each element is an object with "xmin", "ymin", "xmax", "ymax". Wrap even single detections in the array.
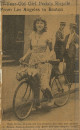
[
  {"xmin": 19, "ymin": 49, "xmax": 32, "ymax": 63},
  {"xmin": 19, "ymin": 57, "xmax": 25, "ymax": 63},
  {"xmin": 49, "ymin": 51, "xmax": 56, "ymax": 61}
]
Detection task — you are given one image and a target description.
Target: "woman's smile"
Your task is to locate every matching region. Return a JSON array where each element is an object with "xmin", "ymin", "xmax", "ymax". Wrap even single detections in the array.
[{"xmin": 36, "ymin": 21, "xmax": 45, "ymax": 32}]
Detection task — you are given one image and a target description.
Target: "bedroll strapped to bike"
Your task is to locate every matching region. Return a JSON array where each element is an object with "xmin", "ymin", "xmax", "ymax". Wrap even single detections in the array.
[{"xmin": 16, "ymin": 68, "xmax": 39, "ymax": 81}]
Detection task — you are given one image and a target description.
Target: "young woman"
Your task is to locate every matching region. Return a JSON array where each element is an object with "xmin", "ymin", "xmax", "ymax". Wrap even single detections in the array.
[{"xmin": 20, "ymin": 17, "xmax": 56, "ymax": 106}]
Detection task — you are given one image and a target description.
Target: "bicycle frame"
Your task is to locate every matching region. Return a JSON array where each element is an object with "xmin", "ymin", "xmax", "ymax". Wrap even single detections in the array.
[{"xmin": 13, "ymin": 59, "xmax": 71, "ymax": 120}]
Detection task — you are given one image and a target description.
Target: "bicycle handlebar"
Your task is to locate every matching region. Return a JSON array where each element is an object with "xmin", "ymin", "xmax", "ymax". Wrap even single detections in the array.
[{"xmin": 20, "ymin": 59, "xmax": 60, "ymax": 67}]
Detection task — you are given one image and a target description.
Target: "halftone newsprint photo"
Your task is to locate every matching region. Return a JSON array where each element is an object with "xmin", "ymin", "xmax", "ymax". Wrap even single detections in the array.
[{"xmin": 0, "ymin": 0, "xmax": 80, "ymax": 129}]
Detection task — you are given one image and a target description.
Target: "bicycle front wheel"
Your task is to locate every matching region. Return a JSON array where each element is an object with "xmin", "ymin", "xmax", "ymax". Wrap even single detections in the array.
[
  {"xmin": 13, "ymin": 81, "xmax": 33, "ymax": 120},
  {"xmin": 51, "ymin": 74, "xmax": 70, "ymax": 107}
]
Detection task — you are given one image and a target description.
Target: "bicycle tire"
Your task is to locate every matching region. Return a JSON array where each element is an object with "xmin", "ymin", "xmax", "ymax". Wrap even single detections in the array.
[
  {"xmin": 13, "ymin": 81, "xmax": 33, "ymax": 120},
  {"xmin": 51, "ymin": 74, "xmax": 71, "ymax": 107}
]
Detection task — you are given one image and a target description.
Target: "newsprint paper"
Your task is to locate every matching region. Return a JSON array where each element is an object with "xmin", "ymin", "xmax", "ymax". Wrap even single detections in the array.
[{"xmin": 0, "ymin": 0, "xmax": 80, "ymax": 129}]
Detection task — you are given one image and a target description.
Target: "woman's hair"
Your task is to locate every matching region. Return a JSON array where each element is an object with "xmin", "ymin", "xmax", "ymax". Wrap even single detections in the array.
[{"xmin": 33, "ymin": 17, "xmax": 47, "ymax": 32}]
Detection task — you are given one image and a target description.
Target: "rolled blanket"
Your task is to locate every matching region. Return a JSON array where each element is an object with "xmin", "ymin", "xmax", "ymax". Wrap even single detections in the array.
[
  {"xmin": 16, "ymin": 67, "xmax": 39, "ymax": 81},
  {"xmin": 16, "ymin": 69, "xmax": 28, "ymax": 81}
]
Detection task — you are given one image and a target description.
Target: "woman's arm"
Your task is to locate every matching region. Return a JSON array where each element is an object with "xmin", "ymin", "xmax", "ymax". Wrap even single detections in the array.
[
  {"xmin": 19, "ymin": 48, "xmax": 32, "ymax": 63},
  {"xmin": 22, "ymin": 49, "xmax": 32, "ymax": 60},
  {"xmin": 19, "ymin": 39, "xmax": 32, "ymax": 62}
]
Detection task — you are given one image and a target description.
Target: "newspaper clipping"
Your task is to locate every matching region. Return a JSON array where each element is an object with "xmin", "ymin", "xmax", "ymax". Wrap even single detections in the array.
[{"xmin": 0, "ymin": 0, "xmax": 80, "ymax": 129}]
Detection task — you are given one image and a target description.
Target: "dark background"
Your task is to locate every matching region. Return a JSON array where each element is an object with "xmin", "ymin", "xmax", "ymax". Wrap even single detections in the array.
[{"xmin": 2, "ymin": 15, "xmax": 25, "ymax": 65}]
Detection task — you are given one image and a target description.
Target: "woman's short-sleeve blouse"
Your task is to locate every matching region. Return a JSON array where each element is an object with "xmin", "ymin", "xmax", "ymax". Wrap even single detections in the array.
[
  {"xmin": 29, "ymin": 31, "xmax": 52, "ymax": 52},
  {"xmin": 29, "ymin": 31, "xmax": 52, "ymax": 64}
]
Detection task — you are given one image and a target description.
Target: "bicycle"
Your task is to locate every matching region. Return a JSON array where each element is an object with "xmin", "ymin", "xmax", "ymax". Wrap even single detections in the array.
[{"xmin": 13, "ymin": 60, "xmax": 71, "ymax": 120}]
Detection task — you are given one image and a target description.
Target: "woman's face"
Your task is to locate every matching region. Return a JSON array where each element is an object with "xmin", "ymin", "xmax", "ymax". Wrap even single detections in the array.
[{"xmin": 36, "ymin": 20, "xmax": 45, "ymax": 32}]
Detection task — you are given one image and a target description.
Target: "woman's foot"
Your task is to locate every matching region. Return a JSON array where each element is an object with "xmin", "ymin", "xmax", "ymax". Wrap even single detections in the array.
[
  {"xmin": 47, "ymin": 99, "xmax": 55, "ymax": 107},
  {"xmin": 41, "ymin": 88, "xmax": 53, "ymax": 99},
  {"xmin": 45, "ymin": 88, "xmax": 53, "ymax": 99}
]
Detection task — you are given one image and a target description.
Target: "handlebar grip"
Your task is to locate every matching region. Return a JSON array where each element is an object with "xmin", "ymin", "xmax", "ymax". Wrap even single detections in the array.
[{"xmin": 20, "ymin": 59, "xmax": 60, "ymax": 67}]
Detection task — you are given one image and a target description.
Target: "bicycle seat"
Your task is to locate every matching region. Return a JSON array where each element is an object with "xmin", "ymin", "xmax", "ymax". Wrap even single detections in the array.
[{"xmin": 49, "ymin": 59, "xmax": 60, "ymax": 65}]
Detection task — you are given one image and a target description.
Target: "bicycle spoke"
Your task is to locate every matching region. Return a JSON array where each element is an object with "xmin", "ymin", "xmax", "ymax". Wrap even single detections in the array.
[
  {"xmin": 51, "ymin": 74, "xmax": 70, "ymax": 107},
  {"xmin": 13, "ymin": 81, "xmax": 33, "ymax": 120}
]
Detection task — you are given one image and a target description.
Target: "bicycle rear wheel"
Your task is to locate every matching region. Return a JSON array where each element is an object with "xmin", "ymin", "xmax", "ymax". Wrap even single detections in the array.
[
  {"xmin": 51, "ymin": 74, "xmax": 71, "ymax": 107},
  {"xmin": 13, "ymin": 81, "xmax": 33, "ymax": 120}
]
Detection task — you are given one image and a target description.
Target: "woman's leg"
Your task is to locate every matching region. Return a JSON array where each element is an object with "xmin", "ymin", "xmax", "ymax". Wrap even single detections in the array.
[
  {"xmin": 38, "ymin": 63, "xmax": 53, "ymax": 99},
  {"xmin": 31, "ymin": 74, "xmax": 41, "ymax": 106},
  {"xmin": 39, "ymin": 63, "xmax": 52, "ymax": 89}
]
